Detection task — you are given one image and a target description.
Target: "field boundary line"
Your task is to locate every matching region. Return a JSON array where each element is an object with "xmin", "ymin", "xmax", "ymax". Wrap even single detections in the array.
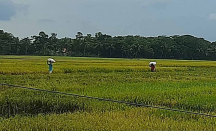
[{"xmin": 1, "ymin": 83, "xmax": 216, "ymax": 118}]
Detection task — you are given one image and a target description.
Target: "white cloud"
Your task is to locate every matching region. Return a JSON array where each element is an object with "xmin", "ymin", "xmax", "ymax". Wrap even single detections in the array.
[{"xmin": 209, "ymin": 13, "xmax": 216, "ymax": 20}]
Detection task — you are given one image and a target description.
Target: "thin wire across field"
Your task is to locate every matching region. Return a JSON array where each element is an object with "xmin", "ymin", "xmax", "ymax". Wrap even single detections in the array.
[{"xmin": 1, "ymin": 83, "xmax": 216, "ymax": 118}]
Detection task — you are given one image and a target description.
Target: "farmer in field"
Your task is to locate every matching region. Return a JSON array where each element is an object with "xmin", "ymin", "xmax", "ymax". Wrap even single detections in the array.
[
  {"xmin": 149, "ymin": 62, "xmax": 156, "ymax": 72},
  {"xmin": 47, "ymin": 58, "xmax": 56, "ymax": 73}
]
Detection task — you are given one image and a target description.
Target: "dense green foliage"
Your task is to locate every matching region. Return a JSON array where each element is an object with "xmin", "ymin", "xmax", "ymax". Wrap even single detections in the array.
[
  {"xmin": 1, "ymin": 56, "xmax": 216, "ymax": 130},
  {"xmin": 1, "ymin": 30, "xmax": 216, "ymax": 60}
]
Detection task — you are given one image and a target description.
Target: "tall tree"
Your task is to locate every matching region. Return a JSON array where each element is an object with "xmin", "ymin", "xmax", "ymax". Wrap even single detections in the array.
[
  {"xmin": 95, "ymin": 32, "xmax": 103, "ymax": 57},
  {"xmin": 32, "ymin": 31, "xmax": 49, "ymax": 55},
  {"xmin": 19, "ymin": 37, "xmax": 31, "ymax": 55},
  {"xmin": 83, "ymin": 34, "xmax": 93, "ymax": 56}
]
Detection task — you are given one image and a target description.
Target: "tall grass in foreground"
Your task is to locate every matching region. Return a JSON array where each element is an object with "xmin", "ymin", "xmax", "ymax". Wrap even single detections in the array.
[{"xmin": 0, "ymin": 108, "xmax": 216, "ymax": 131}]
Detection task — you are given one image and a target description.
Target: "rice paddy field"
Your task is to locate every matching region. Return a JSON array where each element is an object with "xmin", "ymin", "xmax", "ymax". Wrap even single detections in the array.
[{"xmin": 1, "ymin": 55, "xmax": 216, "ymax": 130}]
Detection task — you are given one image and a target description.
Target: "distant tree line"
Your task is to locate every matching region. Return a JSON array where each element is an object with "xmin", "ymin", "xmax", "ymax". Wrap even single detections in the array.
[{"xmin": 1, "ymin": 30, "xmax": 216, "ymax": 60}]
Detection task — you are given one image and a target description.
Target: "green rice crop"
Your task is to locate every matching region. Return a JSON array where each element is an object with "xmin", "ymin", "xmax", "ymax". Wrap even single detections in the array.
[{"xmin": 1, "ymin": 55, "xmax": 216, "ymax": 130}]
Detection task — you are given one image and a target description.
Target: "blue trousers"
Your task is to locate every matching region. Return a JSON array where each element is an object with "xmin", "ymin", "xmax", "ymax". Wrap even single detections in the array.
[{"xmin": 49, "ymin": 64, "xmax": 53, "ymax": 73}]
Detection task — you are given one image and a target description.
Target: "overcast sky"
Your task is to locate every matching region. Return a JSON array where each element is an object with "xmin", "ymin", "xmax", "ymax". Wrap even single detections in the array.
[{"xmin": 1, "ymin": 0, "xmax": 216, "ymax": 41}]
